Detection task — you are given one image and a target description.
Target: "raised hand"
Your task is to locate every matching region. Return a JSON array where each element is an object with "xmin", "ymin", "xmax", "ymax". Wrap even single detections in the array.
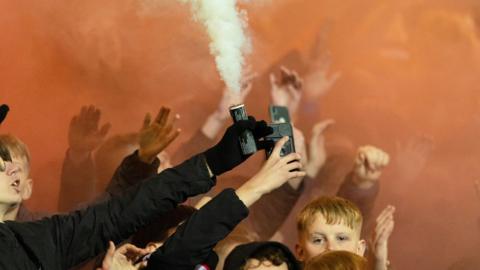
[
  {"xmin": 237, "ymin": 137, "xmax": 306, "ymax": 207},
  {"xmin": 215, "ymin": 72, "xmax": 257, "ymax": 121},
  {"xmin": 395, "ymin": 136, "xmax": 433, "ymax": 182},
  {"xmin": 203, "ymin": 116, "xmax": 272, "ymax": 176},
  {"xmin": 306, "ymin": 119, "xmax": 335, "ymax": 178},
  {"xmin": 138, "ymin": 107, "xmax": 181, "ymax": 164},
  {"xmin": 353, "ymin": 146, "xmax": 390, "ymax": 188},
  {"xmin": 270, "ymin": 66, "xmax": 303, "ymax": 116},
  {"xmin": 202, "ymin": 72, "xmax": 257, "ymax": 139},
  {"xmin": 97, "ymin": 241, "xmax": 149, "ymax": 270},
  {"xmin": 372, "ymin": 205, "xmax": 395, "ymax": 270},
  {"xmin": 68, "ymin": 105, "xmax": 111, "ymax": 161},
  {"xmin": 304, "ymin": 30, "xmax": 341, "ymax": 99},
  {"xmin": 289, "ymin": 127, "xmax": 308, "ymax": 190}
]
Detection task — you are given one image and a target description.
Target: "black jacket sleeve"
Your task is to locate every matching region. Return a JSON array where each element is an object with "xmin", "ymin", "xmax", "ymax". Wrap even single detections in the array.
[
  {"xmin": 8, "ymin": 153, "xmax": 215, "ymax": 270},
  {"xmin": 105, "ymin": 150, "xmax": 160, "ymax": 197},
  {"xmin": 146, "ymin": 188, "xmax": 249, "ymax": 270}
]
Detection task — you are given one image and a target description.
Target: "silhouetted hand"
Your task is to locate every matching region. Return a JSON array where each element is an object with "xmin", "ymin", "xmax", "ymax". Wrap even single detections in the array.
[
  {"xmin": 270, "ymin": 66, "xmax": 303, "ymax": 116},
  {"xmin": 395, "ymin": 136, "xmax": 433, "ymax": 182},
  {"xmin": 138, "ymin": 107, "xmax": 180, "ymax": 164},
  {"xmin": 304, "ymin": 31, "xmax": 341, "ymax": 99},
  {"xmin": 97, "ymin": 241, "xmax": 149, "ymax": 270},
  {"xmin": 69, "ymin": 105, "xmax": 111, "ymax": 161}
]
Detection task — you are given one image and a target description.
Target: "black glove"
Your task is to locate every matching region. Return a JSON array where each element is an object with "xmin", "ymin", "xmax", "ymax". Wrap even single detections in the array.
[
  {"xmin": 0, "ymin": 104, "xmax": 9, "ymax": 124},
  {"xmin": 204, "ymin": 116, "xmax": 272, "ymax": 175}
]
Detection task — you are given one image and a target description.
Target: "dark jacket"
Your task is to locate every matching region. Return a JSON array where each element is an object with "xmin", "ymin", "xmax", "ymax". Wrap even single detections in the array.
[
  {"xmin": 146, "ymin": 188, "xmax": 249, "ymax": 270},
  {"xmin": 0, "ymin": 153, "xmax": 214, "ymax": 270}
]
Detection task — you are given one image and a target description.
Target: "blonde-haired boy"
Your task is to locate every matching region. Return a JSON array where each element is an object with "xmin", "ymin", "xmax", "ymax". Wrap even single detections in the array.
[{"xmin": 295, "ymin": 196, "xmax": 366, "ymax": 262}]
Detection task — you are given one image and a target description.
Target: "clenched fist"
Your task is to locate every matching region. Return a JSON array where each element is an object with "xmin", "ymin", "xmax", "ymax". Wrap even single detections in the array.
[{"xmin": 353, "ymin": 145, "xmax": 390, "ymax": 186}]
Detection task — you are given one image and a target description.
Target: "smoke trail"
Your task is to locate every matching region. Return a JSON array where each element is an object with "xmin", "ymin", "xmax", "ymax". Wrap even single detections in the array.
[{"xmin": 180, "ymin": 0, "xmax": 251, "ymax": 93}]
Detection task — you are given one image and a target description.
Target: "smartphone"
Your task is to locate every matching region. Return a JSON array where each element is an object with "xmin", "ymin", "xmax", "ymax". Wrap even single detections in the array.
[
  {"xmin": 264, "ymin": 123, "xmax": 296, "ymax": 158},
  {"xmin": 269, "ymin": 105, "xmax": 291, "ymax": 124}
]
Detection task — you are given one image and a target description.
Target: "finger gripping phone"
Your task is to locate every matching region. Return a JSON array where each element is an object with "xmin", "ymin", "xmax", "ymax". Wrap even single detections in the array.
[{"xmin": 264, "ymin": 123, "xmax": 296, "ymax": 158}]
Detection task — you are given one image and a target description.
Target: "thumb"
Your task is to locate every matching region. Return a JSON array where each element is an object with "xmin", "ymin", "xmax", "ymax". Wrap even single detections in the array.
[{"xmin": 312, "ymin": 119, "xmax": 335, "ymax": 136}]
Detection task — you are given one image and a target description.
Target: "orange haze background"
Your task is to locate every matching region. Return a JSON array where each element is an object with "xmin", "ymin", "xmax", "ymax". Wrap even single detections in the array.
[{"xmin": 2, "ymin": 0, "xmax": 480, "ymax": 268}]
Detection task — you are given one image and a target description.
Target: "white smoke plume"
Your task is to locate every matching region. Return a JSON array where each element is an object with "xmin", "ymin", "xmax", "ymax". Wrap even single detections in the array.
[{"xmin": 180, "ymin": 0, "xmax": 251, "ymax": 93}]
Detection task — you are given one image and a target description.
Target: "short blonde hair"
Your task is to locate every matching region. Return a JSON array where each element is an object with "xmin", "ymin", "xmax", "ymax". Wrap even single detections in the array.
[
  {"xmin": 304, "ymin": 250, "xmax": 367, "ymax": 270},
  {"xmin": 297, "ymin": 196, "xmax": 363, "ymax": 237},
  {"xmin": 0, "ymin": 134, "xmax": 31, "ymax": 172}
]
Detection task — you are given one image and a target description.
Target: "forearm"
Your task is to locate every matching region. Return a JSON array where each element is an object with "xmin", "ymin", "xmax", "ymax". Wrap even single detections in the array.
[
  {"xmin": 246, "ymin": 180, "xmax": 306, "ymax": 240},
  {"xmin": 337, "ymin": 172, "xmax": 379, "ymax": 220},
  {"xmin": 105, "ymin": 150, "xmax": 160, "ymax": 197},
  {"xmin": 58, "ymin": 149, "xmax": 96, "ymax": 212},
  {"xmin": 147, "ymin": 188, "xmax": 248, "ymax": 269},
  {"xmin": 55, "ymin": 153, "xmax": 215, "ymax": 269},
  {"xmin": 235, "ymin": 181, "xmax": 264, "ymax": 208},
  {"xmin": 201, "ymin": 111, "xmax": 227, "ymax": 140}
]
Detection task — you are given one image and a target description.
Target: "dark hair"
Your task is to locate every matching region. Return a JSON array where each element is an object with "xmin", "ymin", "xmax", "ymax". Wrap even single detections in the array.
[
  {"xmin": 224, "ymin": 241, "xmax": 300, "ymax": 270},
  {"xmin": 0, "ymin": 141, "xmax": 12, "ymax": 161},
  {"xmin": 245, "ymin": 245, "xmax": 295, "ymax": 269},
  {"xmin": 130, "ymin": 204, "xmax": 196, "ymax": 248},
  {"xmin": 0, "ymin": 140, "xmax": 12, "ymax": 172}
]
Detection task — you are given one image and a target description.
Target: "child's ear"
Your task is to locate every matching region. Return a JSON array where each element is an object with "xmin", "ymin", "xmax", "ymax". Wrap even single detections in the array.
[
  {"xmin": 21, "ymin": 178, "xmax": 33, "ymax": 200},
  {"xmin": 295, "ymin": 243, "xmax": 305, "ymax": 262},
  {"xmin": 357, "ymin": 239, "xmax": 367, "ymax": 256}
]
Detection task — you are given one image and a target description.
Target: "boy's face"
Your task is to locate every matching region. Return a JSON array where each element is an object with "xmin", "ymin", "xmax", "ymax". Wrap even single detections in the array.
[
  {"xmin": 0, "ymin": 160, "xmax": 24, "ymax": 205},
  {"xmin": 295, "ymin": 213, "xmax": 366, "ymax": 262}
]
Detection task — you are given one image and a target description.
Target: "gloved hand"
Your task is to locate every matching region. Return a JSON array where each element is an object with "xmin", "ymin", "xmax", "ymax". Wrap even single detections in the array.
[
  {"xmin": 204, "ymin": 116, "xmax": 272, "ymax": 175},
  {"xmin": 0, "ymin": 104, "xmax": 9, "ymax": 124}
]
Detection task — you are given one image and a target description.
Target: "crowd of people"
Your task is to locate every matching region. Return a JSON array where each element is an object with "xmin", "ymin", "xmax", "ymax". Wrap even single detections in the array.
[{"xmin": 3, "ymin": 61, "xmax": 451, "ymax": 270}]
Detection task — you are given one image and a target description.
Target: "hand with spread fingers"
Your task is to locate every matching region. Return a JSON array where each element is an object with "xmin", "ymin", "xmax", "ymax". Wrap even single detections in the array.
[
  {"xmin": 304, "ymin": 30, "xmax": 341, "ymax": 99},
  {"xmin": 372, "ymin": 205, "xmax": 396, "ymax": 270},
  {"xmin": 395, "ymin": 136, "xmax": 433, "ymax": 182},
  {"xmin": 138, "ymin": 107, "xmax": 181, "ymax": 164},
  {"xmin": 270, "ymin": 66, "xmax": 303, "ymax": 116},
  {"xmin": 97, "ymin": 241, "xmax": 149, "ymax": 270},
  {"xmin": 68, "ymin": 105, "xmax": 111, "ymax": 162},
  {"xmin": 353, "ymin": 145, "xmax": 390, "ymax": 188}
]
